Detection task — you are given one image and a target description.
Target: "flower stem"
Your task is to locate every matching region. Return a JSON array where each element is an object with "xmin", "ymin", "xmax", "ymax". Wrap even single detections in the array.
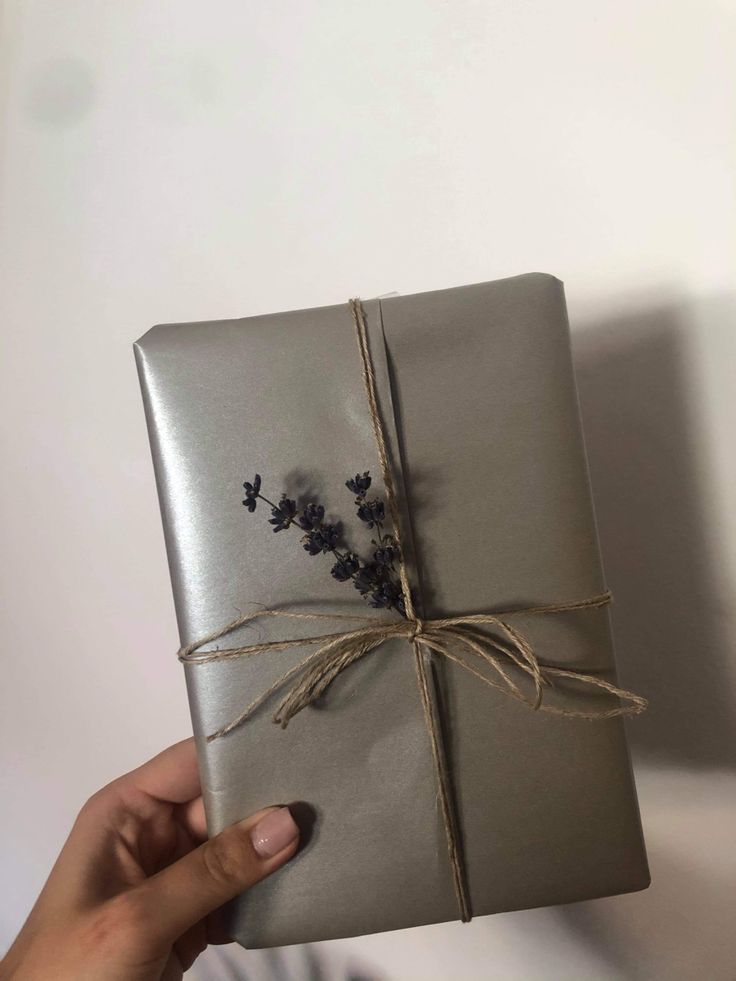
[
  {"xmin": 374, "ymin": 518, "xmax": 386, "ymax": 545},
  {"xmin": 256, "ymin": 492, "xmax": 282, "ymax": 512}
]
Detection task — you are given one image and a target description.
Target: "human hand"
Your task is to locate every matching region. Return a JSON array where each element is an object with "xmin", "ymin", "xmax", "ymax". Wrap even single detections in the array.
[{"xmin": 1, "ymin": 738, "xmax": 300, "ymax": 981}]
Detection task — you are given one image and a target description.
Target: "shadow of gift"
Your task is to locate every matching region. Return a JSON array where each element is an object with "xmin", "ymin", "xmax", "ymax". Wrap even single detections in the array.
[
  {"xmin": 572, "ymin": 296, "xmax": 736, "ymax": 769},
  {"xmin": 549, "ymin": 295, "xmax": 736, "ymax": 980},
  {"xmin": 192, "ymin": 941, "xmax": 387, "ymax": 980},
  {"xmin": 551, "ymin": 764, "xmax": 736, "ymax": 981}
]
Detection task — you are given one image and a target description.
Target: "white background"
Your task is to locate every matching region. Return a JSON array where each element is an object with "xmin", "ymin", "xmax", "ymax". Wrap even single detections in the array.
[{"xmin": 2, "ymin": 2, "xmax": 735, "ymax": 978}]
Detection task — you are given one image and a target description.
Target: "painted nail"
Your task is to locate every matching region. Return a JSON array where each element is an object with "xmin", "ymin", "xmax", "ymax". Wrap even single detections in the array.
[{"xmin": 250, "ymin": 807, "xmax": 299, "ymax": 858}]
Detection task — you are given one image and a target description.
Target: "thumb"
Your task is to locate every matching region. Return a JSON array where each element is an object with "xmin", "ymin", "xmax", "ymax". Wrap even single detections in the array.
[{"xmin": 131, "ymin": 805, "xmax": 299, "ymax": 942}]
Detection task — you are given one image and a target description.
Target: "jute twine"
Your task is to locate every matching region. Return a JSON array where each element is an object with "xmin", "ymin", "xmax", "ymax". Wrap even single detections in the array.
[{"xmin": 178, "ymin": 297, "xmax": 647, "ymax": 922}]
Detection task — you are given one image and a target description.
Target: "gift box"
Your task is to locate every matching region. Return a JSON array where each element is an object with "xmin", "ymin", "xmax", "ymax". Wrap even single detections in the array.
[{"xmin": 134, "ymin": 273, "xmax": 649, "ymax": 948}]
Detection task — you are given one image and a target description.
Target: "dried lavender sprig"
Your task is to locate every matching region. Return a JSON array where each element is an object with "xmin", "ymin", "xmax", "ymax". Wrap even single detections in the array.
[
  {"xmin": 241, "ymin": 471, "xmax": 407, "ymax": 617},
  {"xmin": 242, "ymin": 475, "xmax": 371, "ymax": 579}
]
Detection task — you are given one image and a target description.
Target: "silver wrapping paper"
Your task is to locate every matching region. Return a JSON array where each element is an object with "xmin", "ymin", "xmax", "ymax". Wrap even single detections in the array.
[{"xmin": 134, "ymin": 273, "xmax": 649, "ymax": 948}]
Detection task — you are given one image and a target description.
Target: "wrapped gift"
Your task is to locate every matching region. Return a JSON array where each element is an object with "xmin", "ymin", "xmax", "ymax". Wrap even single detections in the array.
[{"xmin": 134, "ymin": 273, "xmax": 649, "ymax": 948}]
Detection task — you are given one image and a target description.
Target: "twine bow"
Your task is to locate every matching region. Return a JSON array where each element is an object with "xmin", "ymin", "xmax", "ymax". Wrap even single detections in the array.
[
  {"xmin": 178, "ymin": 592, "xmax": 646, "ymax": 736},
  {"xmin": 177, "ymin": 297, "xmax": 647, "ymax": 924}
]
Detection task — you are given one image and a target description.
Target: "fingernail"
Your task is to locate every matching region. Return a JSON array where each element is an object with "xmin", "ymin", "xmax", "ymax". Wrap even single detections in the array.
[{"xmin": 250, "ymin": 807, "xmax": 299, "ymax": 858}]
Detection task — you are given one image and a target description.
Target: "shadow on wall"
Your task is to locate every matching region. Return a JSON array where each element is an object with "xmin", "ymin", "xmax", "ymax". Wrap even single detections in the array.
[
  {"xmin": 572, "ymin": 297, "xmax": 736, "ymax": 770},
  {"xmin": 194, "ymin": 941, "xmax": 387, "ymax": 980},
  {"xmin": 552, "ymin": 295, "xmax": 736, "ymax": 981}
]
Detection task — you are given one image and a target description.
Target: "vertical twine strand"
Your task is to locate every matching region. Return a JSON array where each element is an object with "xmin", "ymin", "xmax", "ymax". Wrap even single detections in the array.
[{"xmin": 348, "ymin": 297, "xmax": 472, "ymax": 921}]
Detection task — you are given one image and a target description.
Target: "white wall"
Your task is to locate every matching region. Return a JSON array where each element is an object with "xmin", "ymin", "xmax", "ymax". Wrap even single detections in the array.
[{"xmin": 1, "ymin": 2, "xmax": 734, "ymax": 979}]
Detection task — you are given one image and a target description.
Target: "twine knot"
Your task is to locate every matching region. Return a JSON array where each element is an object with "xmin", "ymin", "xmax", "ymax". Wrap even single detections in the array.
[{"xmin": 407, "ymin": 617, "xmax": 425, "ymax": 641}]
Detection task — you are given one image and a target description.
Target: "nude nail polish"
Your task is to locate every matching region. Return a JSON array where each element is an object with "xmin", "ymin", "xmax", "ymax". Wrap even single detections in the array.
[{"xmin": 250, "ymin": 807, "xmax": 299, "ymax": 858}]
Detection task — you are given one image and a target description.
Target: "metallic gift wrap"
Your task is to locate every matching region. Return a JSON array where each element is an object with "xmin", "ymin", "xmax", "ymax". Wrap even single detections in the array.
[{"xmin": 134, "ymin": 273, "xmax": 649, "ymax": 948}]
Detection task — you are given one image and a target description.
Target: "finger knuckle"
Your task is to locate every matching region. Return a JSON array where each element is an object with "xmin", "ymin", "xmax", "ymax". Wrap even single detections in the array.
[
  {"xmin": 77, "ymin": 780, "xmax": 124, "ymax": 825},
  {"xmin": 202, "ymin": 832, "xmax": 252, "ymax": 886},
  {"xmin": 78, "ymin": 787, "xmax": 108, "ymax": 819},
  {"xmin": 83, "ymin": 895, "xmax": 147, "ymax": 951}
]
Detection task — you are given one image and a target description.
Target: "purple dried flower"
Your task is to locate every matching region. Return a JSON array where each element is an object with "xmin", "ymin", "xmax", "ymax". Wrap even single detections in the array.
[
  {"xmin": 297, "ymin": 502, "xmax": 325, "ymax": 531},
  {"xmin": 357, "ymin": 499, "xmax": 385, "ymax": 528},
  {"xmin": 269, "ymin": 496, "xmax": 297, "ymax": 531},
  {"xmin": 242, "ymin": 473, "xmax": 261, "ymax": 512},
  {"xmin": 369, "ymin": 581, "xmax": 402, "ymax": 610},
  {"xmin": 346, "ymin": 471, "xmax": 372, "ymax": 498},
  {"xmin": 374, "ymin": 544, "xmax": 398, "ymax": 566},
  {"xmin": 331, "ymin": 552, "xmax": 360, "ymax": 582}
]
